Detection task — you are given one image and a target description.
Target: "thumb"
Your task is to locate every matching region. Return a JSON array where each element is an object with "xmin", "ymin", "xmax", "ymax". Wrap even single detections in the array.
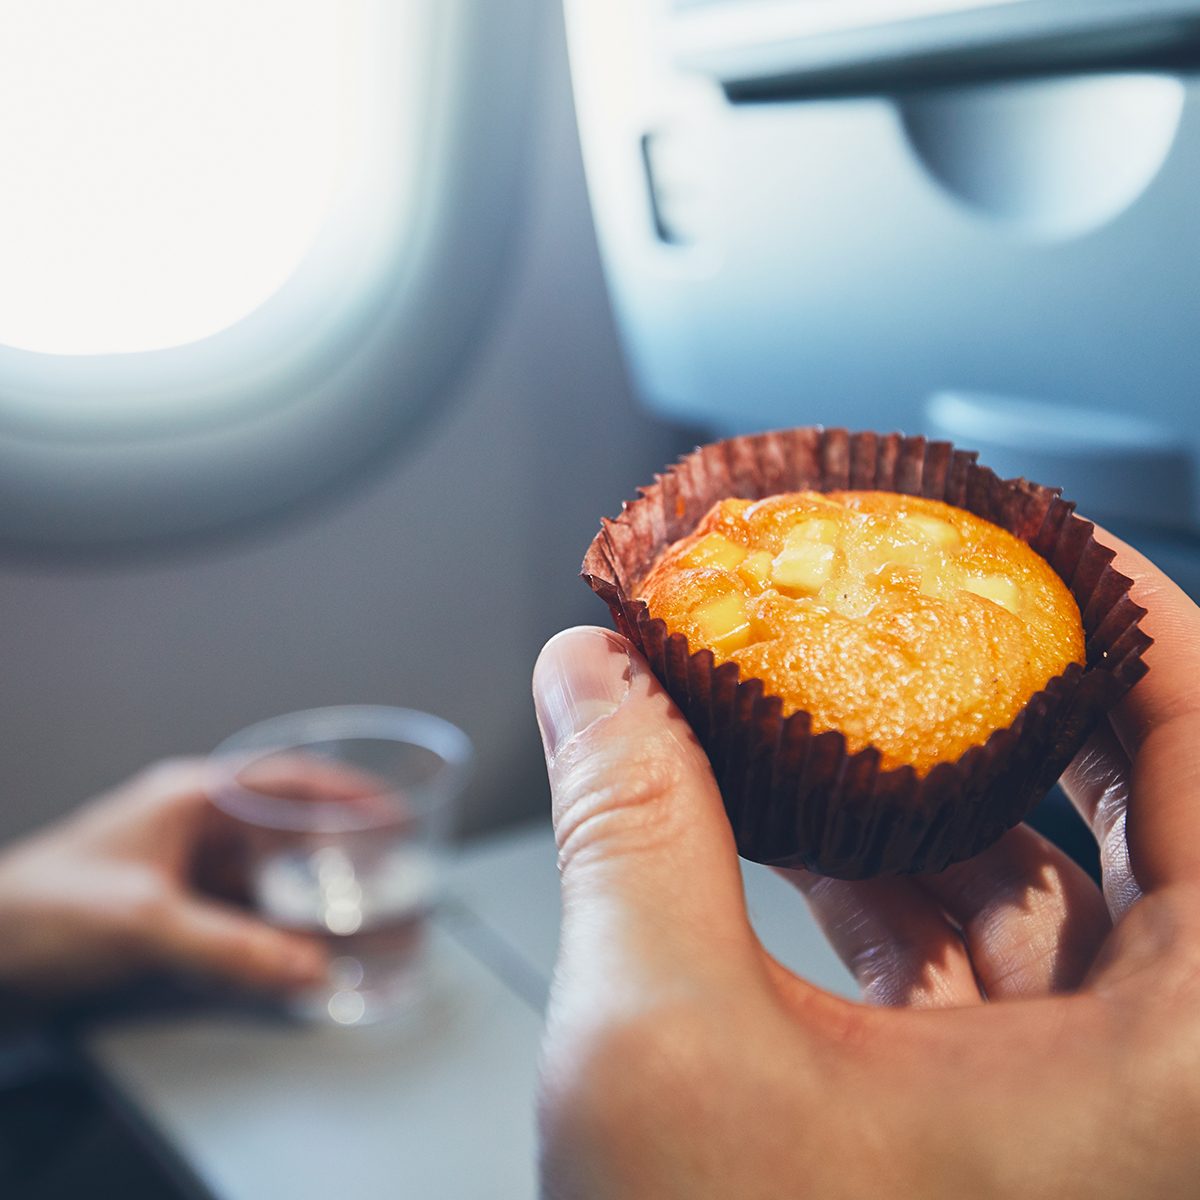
[
  {"xmin": 149, "ymin": 896, "xmax": 328, "ymax": 992},
  {"xmin": 533, "ymin": 627, "xmax": 757, "ymax": 1012}
]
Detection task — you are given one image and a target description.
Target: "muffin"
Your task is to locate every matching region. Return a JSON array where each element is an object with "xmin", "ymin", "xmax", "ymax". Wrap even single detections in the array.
[
  {"xmin": 638, "ymin": 490, "xmax": 1085, "ymax": 778},
  {"xmin": 583, "ymin": 428, "xmax": 1150, "ymax": 878}
]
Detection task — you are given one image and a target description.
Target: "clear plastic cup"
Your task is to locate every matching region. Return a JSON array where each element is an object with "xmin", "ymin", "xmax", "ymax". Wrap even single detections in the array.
[{"xmin": 208, "ymin": 706, "xmax": 472, "ymax": 1026}]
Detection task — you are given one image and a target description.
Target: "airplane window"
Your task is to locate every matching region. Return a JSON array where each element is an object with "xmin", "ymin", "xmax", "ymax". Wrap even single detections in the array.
[
  {"xmin": 0, "ymin": 1, "xmax": 360, "ymax": 356},
  {"xmin": 0, "ymin": 0, "xmax": 536, "ymax": 549}
]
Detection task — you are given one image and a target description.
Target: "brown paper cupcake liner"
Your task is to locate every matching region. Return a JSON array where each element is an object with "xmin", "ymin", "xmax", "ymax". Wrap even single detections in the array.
[{"xmin": 582, "ymin": 427, "xmax": 1151, "ymax": 879}]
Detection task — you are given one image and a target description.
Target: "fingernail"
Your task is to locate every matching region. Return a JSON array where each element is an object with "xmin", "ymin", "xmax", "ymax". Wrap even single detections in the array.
[{"xmin": 533, "ymin": 628, "xmax": 634, "ymax": 761}]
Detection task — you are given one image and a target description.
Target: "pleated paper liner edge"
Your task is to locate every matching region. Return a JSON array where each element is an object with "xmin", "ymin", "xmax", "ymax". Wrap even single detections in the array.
[{"xmin": 582, "ymin": 427, "xmax": 1151, "ymax": 879}]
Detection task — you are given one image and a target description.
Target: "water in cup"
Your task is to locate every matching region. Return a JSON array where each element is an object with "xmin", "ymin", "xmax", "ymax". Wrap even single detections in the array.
[{"xmin": 256, "ymin": 840, "xmax": 442, "ymax": 1025}]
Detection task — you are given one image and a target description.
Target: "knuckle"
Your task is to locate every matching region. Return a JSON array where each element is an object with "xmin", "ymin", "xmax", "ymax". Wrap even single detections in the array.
[
  {"xmin": 851, "ymin": 940, "xmax": 924, "ymax": 1006},
  {"xmin": 851, "ymin": 935, "xmax": 965, "ymax": 1008},
  {"xmin": 553, "ymin": 737, "xmax": 686, "ymax": 869},
  {"xmin": 108, "ymin": 872, "xmax": 173, "ymax": 948}
]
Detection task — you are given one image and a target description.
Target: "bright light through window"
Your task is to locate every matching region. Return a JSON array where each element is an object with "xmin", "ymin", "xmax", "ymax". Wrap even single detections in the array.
[{"xmin": 0, "ymin": 2, "xmax": 346, "ymax": 356}]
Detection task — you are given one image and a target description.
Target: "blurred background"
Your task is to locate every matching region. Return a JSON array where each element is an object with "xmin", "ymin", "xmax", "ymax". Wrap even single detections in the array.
[
  {"xmin": 0, "ymin": 0, "xmax": 686, "ymax": 848},
  {"xmin": 1, "ymin": 0, "xmax": 1198, "ymax": 1197}
]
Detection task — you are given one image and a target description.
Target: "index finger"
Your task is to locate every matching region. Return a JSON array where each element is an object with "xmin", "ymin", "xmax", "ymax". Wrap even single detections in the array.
[{"xmin": 1094, "ymin": 530, "xmax": 1200, "ymax": 891}]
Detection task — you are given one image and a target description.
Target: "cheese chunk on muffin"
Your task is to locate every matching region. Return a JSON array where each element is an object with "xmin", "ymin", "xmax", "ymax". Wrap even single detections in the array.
[{"xmin": 637, "ymin": 491, "xmax": 1085, "ymax": 776}]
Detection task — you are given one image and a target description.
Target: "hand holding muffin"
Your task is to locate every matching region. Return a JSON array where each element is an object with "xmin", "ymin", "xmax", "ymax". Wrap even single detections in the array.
[{"xmin": 533, "ymin": 534, "xmax": 1200, "ymax": 1198}]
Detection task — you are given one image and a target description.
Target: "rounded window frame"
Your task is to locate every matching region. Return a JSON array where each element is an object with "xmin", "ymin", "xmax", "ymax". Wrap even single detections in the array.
[{"xmin": 0, "ymin": 0, "xmax": 538, "ymax": 551}]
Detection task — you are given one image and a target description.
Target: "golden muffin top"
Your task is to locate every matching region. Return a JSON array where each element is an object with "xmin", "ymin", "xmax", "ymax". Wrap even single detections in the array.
[{"xmin": 637, "ymin": 490, "xmax": 1085, "ymax": 776}]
